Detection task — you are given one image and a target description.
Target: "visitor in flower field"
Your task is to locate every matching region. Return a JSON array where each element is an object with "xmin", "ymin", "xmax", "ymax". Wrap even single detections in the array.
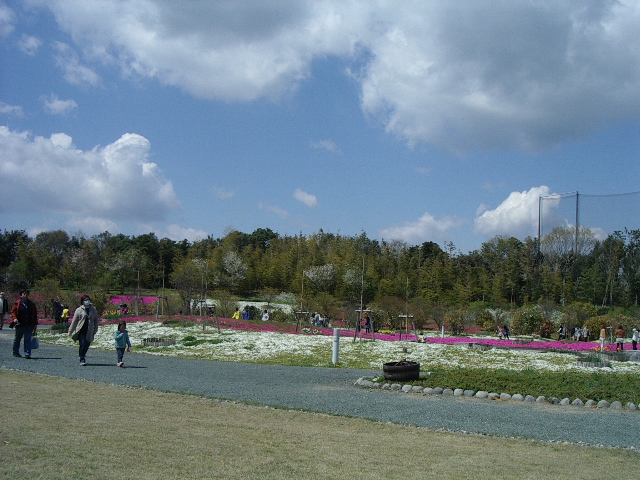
[
  {"xmin": 10, "ymin": 290, "xmax": 38, "ymax": 359},
  {"xmin": 574, "ymin": 326, "xmax": 582, "ymax": 342},
  {"xmin": 68, "ymin": 295, "xmax": 99, "ymax": 366},
  {"xmin": 0, "ymin": 291, "xmax": 9, "ymax": 329},
  {"xmin": 114, "ymin": 320, "xmax": 132, "ymax": 367},
  {"xmin": 503, "ymin": 325, "xmax": 510, "ymax": 340},
  {"xmin": 632, "ymin": 327, "xmax": 639, "ymax": 350},
  {"xmin": 242, "ymin": 307, "xmax": 250, "ymax": 320},
  {"xmin": 262, "ymin": 309, "xmax": 269, "ymax": 321},
  {"xmin": 615, "ymin": 325, "xmax": 625, "ymax": 352},
  {"xmin": 365, "ymin": 316, "xmax": 371, "ymax": 333},
  {"xmin": 582, "ymin": 326, "xmax": 590, "ymax": 341},
  {"xmin": 600, "ymin": 327, "xmax": 607, "ymax": 351},
  {"xmin": 232, "ymin": 307, "xmax": 241, "ymax": 320}
]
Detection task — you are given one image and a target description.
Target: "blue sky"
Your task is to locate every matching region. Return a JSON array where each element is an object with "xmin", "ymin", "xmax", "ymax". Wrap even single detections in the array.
[{"xmin": 1, "ymin": 0, "xmax": 639, "ymax": 254}]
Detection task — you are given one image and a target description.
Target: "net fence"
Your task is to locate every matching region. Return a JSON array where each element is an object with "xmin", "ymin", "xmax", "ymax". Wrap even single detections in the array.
[{"xmin": 539, "ymin": 190, "xmax": 640, "ymax": 243}]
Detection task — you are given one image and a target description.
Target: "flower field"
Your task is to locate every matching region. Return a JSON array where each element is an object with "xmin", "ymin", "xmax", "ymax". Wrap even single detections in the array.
[{"xmin": 38, "ymin": 317, "xmax": 640, "ymax": 372}]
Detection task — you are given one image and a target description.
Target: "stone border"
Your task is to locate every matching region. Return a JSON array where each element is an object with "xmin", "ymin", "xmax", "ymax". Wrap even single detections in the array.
[
  {"xmin": 354, "ymin": 377, "xmax": 638, "ymax": 411},
  {"xmin": 142, "ymin": 337, "xmax": 176, "ymax": 347}
]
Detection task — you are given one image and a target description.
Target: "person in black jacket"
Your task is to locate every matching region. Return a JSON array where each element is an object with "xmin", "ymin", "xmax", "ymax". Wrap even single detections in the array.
[
  {"xmin": 10, "ymin": 290, "xmax": 38, "ymax": 358},
  {"xmin": 0, "ymin": 291, "xmax": 9, "ymax": 329}
]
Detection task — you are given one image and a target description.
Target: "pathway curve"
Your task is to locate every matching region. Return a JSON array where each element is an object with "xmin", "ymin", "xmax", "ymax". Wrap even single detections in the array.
[{"xmin": 1, "ymin": 330, "xmax": 638, "ymax": 449}]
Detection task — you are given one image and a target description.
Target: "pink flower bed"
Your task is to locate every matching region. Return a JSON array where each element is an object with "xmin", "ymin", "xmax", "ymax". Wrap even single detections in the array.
[{"xmin": 110, "ymin": 295, "xmax": 157, "ymax": 305}]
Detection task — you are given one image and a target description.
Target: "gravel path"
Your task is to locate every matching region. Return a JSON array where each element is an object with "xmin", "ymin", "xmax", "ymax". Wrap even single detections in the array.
[{"xmin": 2, "ymin": 330, "xmax": 639, "ymax": 449}]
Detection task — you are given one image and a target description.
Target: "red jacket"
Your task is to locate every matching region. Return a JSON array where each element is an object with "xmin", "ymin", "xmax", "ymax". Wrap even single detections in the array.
[{"xmin": 11, "ymin": 298, "xmax": 38, "ymax": 329}]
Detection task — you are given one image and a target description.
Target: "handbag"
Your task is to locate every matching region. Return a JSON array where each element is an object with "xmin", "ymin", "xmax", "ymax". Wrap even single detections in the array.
[{"xmin": 32, "ymin": 334, "xmax": 40, "ymax": 349}]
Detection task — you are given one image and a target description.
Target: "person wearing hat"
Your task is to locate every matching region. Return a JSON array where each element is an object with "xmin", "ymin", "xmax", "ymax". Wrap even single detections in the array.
[
  {"xmin": 0, "ymin": 291, "xmax": 9, "ymax": 329},
  {"xmin": 10, "ymin": 290, "xmax": 38, "ymax": 358}
]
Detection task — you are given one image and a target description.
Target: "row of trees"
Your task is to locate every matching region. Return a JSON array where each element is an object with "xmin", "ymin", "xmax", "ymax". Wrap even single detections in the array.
[{"xmin": 1, "ymin": 226, "xmax": 639, "ymax": 334}]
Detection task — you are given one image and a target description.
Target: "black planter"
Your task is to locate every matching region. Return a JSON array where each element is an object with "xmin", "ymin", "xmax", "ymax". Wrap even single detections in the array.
[{"xmin": 383, "ymin": 361, "xmax": 420, "ymax": 381}]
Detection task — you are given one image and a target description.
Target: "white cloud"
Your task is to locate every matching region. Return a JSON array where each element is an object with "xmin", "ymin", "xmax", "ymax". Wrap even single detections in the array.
[
  {"xmin": 18, "ymin": 34, "xmax": 42, "ymax": 55},
  {"xmin": 36, "ymin": 1, "xmax": 640, "ymax": 152},
  {"xmin": 54, "ymin": 42, "xmax": 100, "ymax": 86},
  {"xmin": 0, "ymin": 2, "xmax": 15, "ymax": 37},
  {"xmin": 258, "ymin": 201, "xmax": 290, "ymax": 219},
  {"xmin": 41, "ymin": 1, "xmax": 361, "ymax": 101},
  {"xmin": 310, "ymin": 139, "xmax": 341, "ymax": 154},
  {"xmin": 41, "ymin": 93, "xmax": 78, "ymax": 115},
  {"xmin": 0, "ymin": 101, "xmax": 24, "ymax": 117},
  {"xmin": 293, "ymin": 188, "xmax": 318, "ymax": 208},
  {"xmin": 213, "ymin": 186, "xmax": 235, "ymax": 200},
  {"xmin": 163, "ymin": 224, "xmax": 208, "ymax": 243},
  {"xmin": 0, "ymin": 127, "xmax": 179, "ymax": 229},
  {"xmin": 474, "ymin": 186, "xmax": 553, "ymax": 239},
  {"xmin": 380, "ymin": 211, "xmax": 463, "ymax": 245}
]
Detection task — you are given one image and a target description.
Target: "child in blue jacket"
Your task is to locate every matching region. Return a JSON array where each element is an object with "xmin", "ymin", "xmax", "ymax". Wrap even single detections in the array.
[{"xmin": 115, "ymin": 320, "xmax": 132, "ymax": 367}]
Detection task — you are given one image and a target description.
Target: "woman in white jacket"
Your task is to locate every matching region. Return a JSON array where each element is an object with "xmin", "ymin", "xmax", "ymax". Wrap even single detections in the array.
[{"xmin": 68, "ymin": 295, "xmax": 99, "ymax": 366}]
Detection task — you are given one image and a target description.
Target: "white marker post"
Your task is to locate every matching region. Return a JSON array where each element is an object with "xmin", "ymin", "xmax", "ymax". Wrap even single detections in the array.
[{"xmin": 332, "ymin": 328, "xmax": 340, "ymax": 365}]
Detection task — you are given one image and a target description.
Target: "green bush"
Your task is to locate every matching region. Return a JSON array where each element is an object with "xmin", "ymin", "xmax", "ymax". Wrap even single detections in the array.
[{"xmin": 412, "ymin": 368, "xmax": 640, "ymax": 404}]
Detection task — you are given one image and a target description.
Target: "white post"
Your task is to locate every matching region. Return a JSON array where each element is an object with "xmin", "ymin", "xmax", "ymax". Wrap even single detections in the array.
[
  {"xmin": 441, "ymin": 325, "xmax": 445, "ymax": 338},
  {"xmin": 332, "ymin": 328, "xmax": 340, "ymax": 365}
]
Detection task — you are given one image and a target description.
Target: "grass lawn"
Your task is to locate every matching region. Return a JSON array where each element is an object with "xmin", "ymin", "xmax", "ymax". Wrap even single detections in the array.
[{"xmin": 1, "ymin": 370, "xmax": 638, "ymax": 480}]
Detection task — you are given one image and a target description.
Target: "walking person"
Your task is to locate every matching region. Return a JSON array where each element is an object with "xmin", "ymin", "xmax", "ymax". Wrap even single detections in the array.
[
  {"xmin": 10, "ymin": 290, "xmax": 38, "ymax": 358},
  {"xmin": 68, "ymin": 295, "xmax": 99, "ymax": 366},
  {"xmin": 0, "ymin": 291, "xmax": 9, "ymax": 329},
  {"xmin": 115, "ymin": 320, "xmax": 132, "ymax": 367},
  {"xmin": 503, "ymin": 325, "xmax": 510, "ymax": 340},
  {"xmin": 631, "ymin": 327, "xmax": 639, "ymax": 350},
  {"xmin": 262, "ymin": 309, "xmax": 269, "ymax": 322},
  {"xmin": 615, "ymin": 325, "xmax": 625, "ymax": 352}
]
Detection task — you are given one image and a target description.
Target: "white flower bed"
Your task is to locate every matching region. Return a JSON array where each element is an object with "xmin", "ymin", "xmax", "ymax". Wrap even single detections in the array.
[{"xmin": 38, "ymin": 321, "xmax": 640, "ymax": 372}]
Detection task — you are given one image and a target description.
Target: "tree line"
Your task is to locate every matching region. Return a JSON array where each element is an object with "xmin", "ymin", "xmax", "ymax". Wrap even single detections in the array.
[{"xmin": 1, "ymin": 226, "xmax": 638, "ymax": 335}]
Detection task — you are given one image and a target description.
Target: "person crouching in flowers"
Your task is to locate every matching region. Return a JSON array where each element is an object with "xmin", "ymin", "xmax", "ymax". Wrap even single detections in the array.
[{"xmin": 115, "ymin": 320, "xmax": 132, "ymax": 367}]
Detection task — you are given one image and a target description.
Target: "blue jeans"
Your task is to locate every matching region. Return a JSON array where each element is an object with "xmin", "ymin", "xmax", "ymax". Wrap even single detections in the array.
[
  {"xmin": 13, "ymin": 325, "xmax": 33, "ymax": 356},
  {"xmin": 78, "ymin": 333, "xmax": 91, "ymax": 362},
  {"xmin": 117, "ymin": 348, "xmax": 125, "ymax": 363}
]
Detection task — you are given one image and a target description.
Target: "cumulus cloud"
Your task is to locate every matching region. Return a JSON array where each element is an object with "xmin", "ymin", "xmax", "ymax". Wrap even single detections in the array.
[
  {"xmin": 41, "ymin": 0, "xmax": 360, "ymax": 101},
  {"xmin": 380, "ymin": 211, "xmax": 463, "ymax": 245},
  {"xmin": 474, "ymin": 186, "xmax": 553, "ymax": 239},
  {"xmin": 293, "ymin": 188, "xmax": 318, "ymax": 208},
  {"xmin": 35, "ymin": 1, "xmax": 640, "ymax": 152},
  {"xmin": 0, "ymin": 126, "xmax": 179, "ymax": 229},
  {"xmin": 41, "ymin": 94, "xmax": 78, "ymax": 115},
  {"xmin": 163, "ymin": 224, "xmax": 208, "ymax": 243}
]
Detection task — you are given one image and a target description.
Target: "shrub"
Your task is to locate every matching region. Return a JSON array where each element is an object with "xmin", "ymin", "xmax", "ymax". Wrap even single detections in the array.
[{"xmin": 511, "ymin": 304, "xmax": 543, "ymax": 335}]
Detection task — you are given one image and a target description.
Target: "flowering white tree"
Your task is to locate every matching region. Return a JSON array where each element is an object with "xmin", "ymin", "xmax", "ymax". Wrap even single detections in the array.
[
  {"xmin": 213, "ymin": 251, "xmax": 247, "ymax": 292},
  {"xmin": 304, "ymin": 264, "xmax": 336, "ymax": 292}
]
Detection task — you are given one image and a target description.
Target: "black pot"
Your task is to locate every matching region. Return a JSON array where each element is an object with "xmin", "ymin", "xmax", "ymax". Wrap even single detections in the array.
[{"xmin": 383, "ymin": 361, "xmax": 420, "ymax": 381}]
